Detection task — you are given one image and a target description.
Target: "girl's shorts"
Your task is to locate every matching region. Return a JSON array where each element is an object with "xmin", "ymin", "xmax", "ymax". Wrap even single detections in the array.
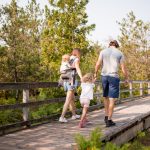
[{"xmin": 80, "ymin": 98, "xmax": 90, "ymax": 107}]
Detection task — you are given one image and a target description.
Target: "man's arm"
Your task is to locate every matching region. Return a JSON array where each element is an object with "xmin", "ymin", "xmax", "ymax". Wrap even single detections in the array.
[
  {"xmin": 120, "ymin": 63, "xmax": 129, "ymax": 82},
  {"xmin": 94, "ymin": 55, "xmax": 102, "ymax": 78}
]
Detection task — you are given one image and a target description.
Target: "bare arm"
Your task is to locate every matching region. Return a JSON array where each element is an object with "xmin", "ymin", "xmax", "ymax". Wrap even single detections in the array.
[
  {"xmin": 75, "ymin": 60, "xmax": 82, "ymax": 79},
  {"xmin": 120, "ymin": 63, "xmax": 129, "ymax": 81},
  {"xmin": 94, "ymin": 55, "xmax": 102, "ymax": 78}
]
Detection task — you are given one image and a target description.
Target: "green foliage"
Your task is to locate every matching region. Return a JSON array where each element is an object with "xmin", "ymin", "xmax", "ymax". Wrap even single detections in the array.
[
  {"xmin": 90, "ymin": 128, "xmax": 103, "ymax": 149},
  {"xmin": 128, "ymin": 141, "xmax": 145, "ymax": 150},
  {"xmin": 75, "ymin": 128, "xmax": 150, "ymax": 150},
  {"xmin": 118, "ymin": 11, "xmax": 150, "ymax": 80},
  {"xmin": 41, "ymin": 0, "xmax": 95, "ymax": 81},
  {"xmin": 0, "ymin": 0, "xmax": 43, "ymax": 82},
  {"xmin": 37, "ymin": 87, "xmax": 66, "ymax": 99},
  {"xmin": 0, "ymin": 98, "xmax": 16, "ymax": 105},
  {"xmin": 137, "ymin": 131, "xmax": 146, "ymax": 139},
  {"xmin": 0, "ymin": 98, "xmax": 22, "ymax": 125},
  {"xmin": 75, "ymin": 128, "xmax": 103, "ymax": 150},
  {"xmin": 31, "ymin": 103, "xmax": 63, "ymax": 119},
  {"xmin": 105, "ymin": 142, "xmax": 119, "ymax": 150},
  {"xmin": 120, "ymin": 143, "xmax": 130, "ymax": 150},
  {"xmin": 80, "ymin": 42, "xmax": 102, "ymax": 75},
  {"xmin": 0, "ymin": 109, "xmax": 22, "ymax": 125},
  {"xmin": 75, "ymin": 134, "xmax": 91, "ymax": 150}
]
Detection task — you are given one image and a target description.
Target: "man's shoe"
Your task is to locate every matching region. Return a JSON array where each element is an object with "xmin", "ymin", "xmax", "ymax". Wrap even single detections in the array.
[
  {"xmin": 104, "ymin": 116, "xmax": 108, "ymax": 123},
  {"xmin": 106, "ymin": 120, "xmax": 116, "ymax": 127}
]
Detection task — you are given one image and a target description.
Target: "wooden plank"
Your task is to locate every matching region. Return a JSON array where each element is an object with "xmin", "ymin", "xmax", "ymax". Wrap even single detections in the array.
[
  {"xmin": 0, "ymin": 94, "xmax": 149, "ymax": 111},
  {"xmin": 102, "ymin": 111, "xmax": 150, "ymax": 143},
  {"xmin": 111, "ymin": 122, "xmax": 143, "ymax": 145},
  {"xmin": 0, "ymin": 81, "xmax": 150, "ymax": 90},
  {"xmin": 0, "ymin": 97, "xmax": 67, "ymax": 110},
  {"xmin": 144, "ymin": 116, "xmax": 150, "ymax": 129},
  {"xmin": 0, "ymin": 103, "xmax": 102, "ymax": 134},
  {"xmin": 0, "ymin": 96, "xmax": 150, "ymax": 149},
  {"xmin": 0, "ymin": 82, "xmax": 58, "ymax": 90},
  {"xmin": 0, "ymin": 93, "xmax": 102, "ymax": 111}
]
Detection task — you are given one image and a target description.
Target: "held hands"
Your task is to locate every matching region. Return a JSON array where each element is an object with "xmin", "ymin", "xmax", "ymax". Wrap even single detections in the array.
[
  {"xmin": 124, "ymin": 78, "xmax": 130, "ymax": 85},
  {"xmin": 94, "ymin": 73, "xmax": 97, "ymax": 79},
  {"xmin": 93, "ymin": 77, "xmax": 97, "ymax": 83},
  {"xmin": 80, "ymin": 77, "xmax": 83, "ymax": 83},
  {"xmin": 93, "ymin": 73, "xmax": 97, "ymax": 83}
]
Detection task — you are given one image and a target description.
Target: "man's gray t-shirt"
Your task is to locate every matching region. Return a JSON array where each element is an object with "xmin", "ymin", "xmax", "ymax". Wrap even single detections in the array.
[{"xmin": 99, "ymin": 47, "xmax": 125, "ymax": 77}]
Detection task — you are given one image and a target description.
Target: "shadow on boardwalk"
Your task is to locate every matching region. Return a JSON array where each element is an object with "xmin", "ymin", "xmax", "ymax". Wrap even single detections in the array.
[{"xmin": 0, "ymin": 96, "xmax": 150, "ymax": 150}]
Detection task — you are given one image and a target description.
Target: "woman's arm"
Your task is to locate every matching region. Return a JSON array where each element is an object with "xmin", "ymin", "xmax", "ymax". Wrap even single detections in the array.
[{"xmin": 74, "ymin": 60, "xmax": 82, "ymax": 79}]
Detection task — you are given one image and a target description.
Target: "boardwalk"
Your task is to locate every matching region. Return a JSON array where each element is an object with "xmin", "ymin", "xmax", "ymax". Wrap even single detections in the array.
[{"xmin": 0, "ymin": 96, "xmax": 150, "ymax": 150}]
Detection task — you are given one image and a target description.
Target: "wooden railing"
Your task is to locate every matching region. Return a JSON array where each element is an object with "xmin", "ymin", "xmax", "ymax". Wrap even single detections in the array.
[{"xmin": 0, "ymin": 80, "xmax": 150, "ymax": 134}]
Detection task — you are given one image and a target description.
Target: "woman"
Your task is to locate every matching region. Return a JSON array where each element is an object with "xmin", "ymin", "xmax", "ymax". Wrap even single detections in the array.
[{"xmin": 59, "ymin": 48, "xmax": 82, "ymax": 123}]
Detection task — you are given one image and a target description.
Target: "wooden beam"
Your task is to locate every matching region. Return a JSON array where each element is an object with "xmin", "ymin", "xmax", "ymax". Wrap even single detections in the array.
[{"xmin": 0, "ymin": 82, "xmax": 58, "ymax": 90}]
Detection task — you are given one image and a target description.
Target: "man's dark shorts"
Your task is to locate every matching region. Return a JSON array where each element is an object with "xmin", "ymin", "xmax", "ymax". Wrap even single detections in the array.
[{"xmin": 101, "ymin": 76, "xmax": 120, "ymax": 98}]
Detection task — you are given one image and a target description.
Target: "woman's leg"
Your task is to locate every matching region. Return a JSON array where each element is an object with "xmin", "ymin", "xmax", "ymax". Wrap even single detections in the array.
[
  {"xmin": 69, "ymin": 92, "xmax": 76, "ymax": 116},
  {"xmin": 61, "ymin": 90, "xmax": 73, "ymax": 117}
]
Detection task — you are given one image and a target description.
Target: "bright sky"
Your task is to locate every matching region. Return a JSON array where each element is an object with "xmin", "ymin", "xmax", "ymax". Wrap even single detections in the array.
[{"xmin": 0, "ymin": 0, "xmax": 150, "ymax": 45}]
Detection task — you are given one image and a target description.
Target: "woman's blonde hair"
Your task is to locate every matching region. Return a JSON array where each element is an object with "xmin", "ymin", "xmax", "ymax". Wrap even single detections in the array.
[{"xmin": 82, "ymin": 73, "xmax": 93, "ymax": 83}]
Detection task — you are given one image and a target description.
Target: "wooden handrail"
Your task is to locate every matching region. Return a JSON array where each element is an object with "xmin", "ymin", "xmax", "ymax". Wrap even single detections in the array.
[
  {"xmin": 0, "ymin": 88, "xmax": 150, "ymax": 111},
  {"xmin": 0, "ymin": 80, "xmax": 150, "ymax": 90},
  {"xmin": 0, "ymin": 82, "xmax": 58, "ymax": 90},
  {"xmin": 0, "ymin": 80, "xmax": 150, "ymax": 133}
]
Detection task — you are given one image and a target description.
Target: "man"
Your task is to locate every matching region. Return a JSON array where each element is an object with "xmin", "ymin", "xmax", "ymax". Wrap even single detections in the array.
[{"xmin": 95, "ymin": 40, "xmax": 129, "ymax": 127}]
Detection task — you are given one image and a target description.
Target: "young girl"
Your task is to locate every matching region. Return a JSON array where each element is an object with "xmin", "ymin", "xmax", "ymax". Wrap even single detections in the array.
[{"xmin": 79, "ymin": 73, "xmax": 95, "ymax": 128}]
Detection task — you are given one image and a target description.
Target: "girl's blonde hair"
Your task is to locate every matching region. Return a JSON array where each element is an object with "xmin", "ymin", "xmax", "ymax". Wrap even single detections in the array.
[{"xmin": 82, "ymin": 73, "xmax": 93, "ymax": 83}]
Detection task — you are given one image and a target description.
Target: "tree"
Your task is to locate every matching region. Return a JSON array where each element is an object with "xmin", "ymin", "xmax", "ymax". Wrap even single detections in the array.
[
  {"xmin": 80, "ymin": 42, "xmax": 103, "ymax": 76},
  {"xmin": 41, "ymin": 0, "xmax": 95, "ymax": 81},
  {"xmin": 118, "ymin": 11, "xmax": 150, "ymax": 80},
  {"xmin": 0, "ymin": 0, "xmax": 43, "ymax": 82}
]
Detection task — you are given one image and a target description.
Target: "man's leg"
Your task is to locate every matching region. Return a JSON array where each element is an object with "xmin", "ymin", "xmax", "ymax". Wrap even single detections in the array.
[
  {"xmin": 105, "ymin": 98, "xmax": 116, "ymax": 127},
  {"xmin": 103, "ymin": 97, "xmax": 109, "ymax": 117},
  {"xmin": 108, "ymin": 98, "xmax": 115, "ymax": 120},
  {"xmin": 106, "ymin": 76, "xmax": 119, "ymax": 127},
  {"xmin": 101, "ymin": 76, "xmax": 109, "ymax": 122}
]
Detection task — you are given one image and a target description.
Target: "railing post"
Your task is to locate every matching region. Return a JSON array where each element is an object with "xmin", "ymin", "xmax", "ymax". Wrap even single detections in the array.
[
  {"xmin": 129, "ymin": 81, "xmax": 133, "ymax": 97},
  {"xmin": 148, "ymin": 82, "xmax": 150, "ymax": 95},
  {"xmin": 140, "ymin": 82, "xmax": 143, "ymax": 96},
  {"xmin": 23, "ymin": 89, "xmax": 29, "ymax": 124}
]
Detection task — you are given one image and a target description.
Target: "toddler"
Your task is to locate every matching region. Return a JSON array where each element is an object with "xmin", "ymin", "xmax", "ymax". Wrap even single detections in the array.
[
  {"xmin": 59, "ymin": 54, "xmax": 73, "ymax": 87},
  {"xmin": 79, "ymin": 73, "xmax": 95, "ymax": 128}
]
